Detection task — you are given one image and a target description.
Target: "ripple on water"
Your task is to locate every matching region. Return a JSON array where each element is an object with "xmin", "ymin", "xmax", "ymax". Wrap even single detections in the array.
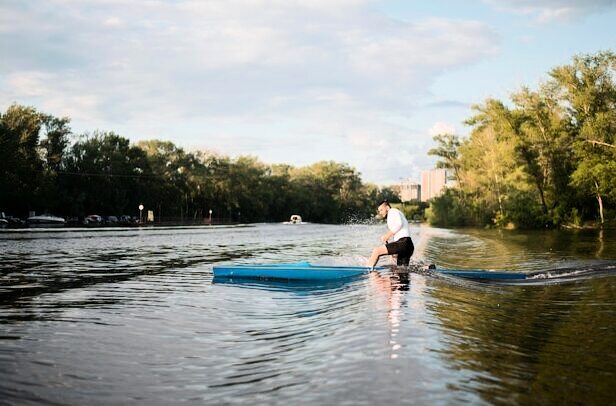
[{"xmin": 1, "ymin": 224, "xmax": 615, "ymax": 405}]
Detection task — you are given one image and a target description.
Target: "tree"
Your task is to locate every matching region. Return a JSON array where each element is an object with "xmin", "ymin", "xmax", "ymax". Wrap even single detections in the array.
[
  {"xmin": 460, "ymin": 100, "xmax": 531, "ymax": 226},
  {"xmin": 511, "ymin": 84, "xmax": 574, "ymax": 222},
  {"xmin": 137, "ymin": 139, "xmax": 198, "ymax": 220},
  {"xmin": 39, "ymin": 114, "xmax": 71, "ymax": 173},
  {"xmin": 428, "ymin": 133, "xmax": 463, "ymax": 186},
  {"xmin": 62, "ymin": 132, "xmax": 153, "ymax": 216},
  {"xmin": 377, "ymin": 186, "xmax": 401, "ymax": 204},
  {"xmin": 0, "ymin": 104, "xmax": 43, "ymax": 214},
  {"xmin": 550, "ymin": 51, "xmax": 616, "ymax": 224}
]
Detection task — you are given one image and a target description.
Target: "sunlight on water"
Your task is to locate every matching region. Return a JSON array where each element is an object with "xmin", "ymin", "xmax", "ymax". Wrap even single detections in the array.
[{"xmin": 1, "ymin": 224, "xmax": 615, "ymax": 404}]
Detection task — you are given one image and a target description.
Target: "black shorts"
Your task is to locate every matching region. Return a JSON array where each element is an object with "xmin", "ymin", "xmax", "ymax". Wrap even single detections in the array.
[{"xmin": 386, "ymin": 237, "xmax": 414, "ymax": 266}]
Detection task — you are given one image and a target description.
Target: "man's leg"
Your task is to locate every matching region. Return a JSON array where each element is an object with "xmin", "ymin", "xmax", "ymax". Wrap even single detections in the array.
[
  {"xmin": 396, "ymin": 239, "xmax": 414, "ymax": 266},
  {"xmin": 397, "ymin": 254, "xmax": 410, "ymax": 266},
  {"xmin": 368, "ymin": 245, "xmax": 388, "ymax": 268}
]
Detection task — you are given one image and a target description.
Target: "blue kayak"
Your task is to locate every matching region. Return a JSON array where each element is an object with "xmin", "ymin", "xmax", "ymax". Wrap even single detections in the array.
[
  {"xmin": 213, "ymin": 261, "xmax": 383, "ymax": 280},
  {"xmin": 212, "ymin": 261, "xmax": 527, "ymax": 281}
]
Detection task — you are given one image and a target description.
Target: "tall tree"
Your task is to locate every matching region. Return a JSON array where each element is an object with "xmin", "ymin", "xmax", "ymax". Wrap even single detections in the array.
[
  {"xmin": 39, "ymin": 114, "xmax": 71, "ymax": 173},
  {"xmin": 511, "ymin": 84, "xmax": 573, "ymax": 220},
  {"xmin": 428, "ymin": 133, "xmax": 463, "ymax": 187},
  {"xmin": 0, "ymin": 104, "xmax": 43, "ymax": 214},
  {"xmin": 461, "ymin": 100, "xmax": 532, "ymax": 225},
  {"xmin": 550, "ymin": 51, "xmax": 616, "ymax": 223}
]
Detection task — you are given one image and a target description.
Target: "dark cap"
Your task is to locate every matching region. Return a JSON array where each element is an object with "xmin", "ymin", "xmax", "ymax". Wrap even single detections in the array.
[{"xmin": 378, "ymin": 200, "xmax": 391, "ymax": 207}]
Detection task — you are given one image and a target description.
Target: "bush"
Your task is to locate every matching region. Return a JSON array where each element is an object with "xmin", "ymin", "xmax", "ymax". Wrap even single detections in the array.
[
  {"xmin": 426, "ymin": 189, "xmax": 470, "ymax": 227},
  {"xmin": 501, "ymin": 190, "xmax": 547, "ymax": 228}
]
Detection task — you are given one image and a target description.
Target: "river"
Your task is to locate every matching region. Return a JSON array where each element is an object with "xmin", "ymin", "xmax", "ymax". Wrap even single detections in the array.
[{"xmin": 1, "ymin": 224, "xmax": 615, "ymax": 404}]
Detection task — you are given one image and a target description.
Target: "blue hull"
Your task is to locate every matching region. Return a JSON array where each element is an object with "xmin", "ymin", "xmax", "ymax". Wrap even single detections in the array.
[
  {"xmin": 213, "ymin": 262, "xmax": 381, "ymax": 280},
  {"xmin": 212, "ymin": 262, "xmax": 527, "ymax": 281}
]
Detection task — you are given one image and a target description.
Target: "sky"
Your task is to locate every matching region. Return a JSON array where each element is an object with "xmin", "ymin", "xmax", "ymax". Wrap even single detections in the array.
[{"xmin": 1, "ymin": 0, "xmax": 616, "ymax": 185}]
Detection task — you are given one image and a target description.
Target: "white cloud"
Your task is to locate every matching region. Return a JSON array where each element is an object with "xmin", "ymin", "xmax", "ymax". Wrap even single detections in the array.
[
  {"xmin": 482, "ymin": 0, "xmax": 616, "ymax": 22},
  {"xmin": 103, "ymin": 17, "xmax": 123, "ymax": 27},
  {"xmin": 1, "ymin": 1, "xmax": 497, "ymax": 114},
  {"xmin": 0, "ymin": 0, "xmax": 499, "ymax": 183},
  {"xmin": 6, "ymin": 71, "xmax": 51, "ymax": 97},
  {"xmin": 429, "ymin": 122, "xmax": 456, "ymax": 136}
]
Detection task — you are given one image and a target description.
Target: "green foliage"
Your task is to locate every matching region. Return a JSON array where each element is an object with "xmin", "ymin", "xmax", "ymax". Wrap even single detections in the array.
[
  {"xmin": 426, "ymin": 50, "xmax": 616, "ymax": 229},
  {"xmin": 57, "ymin": 131, "xmax": 152, "ymax": 216},
  {"xmin": 500, "ymin": 189, "xmax": 548, "ymax": 228},
  {"xmin": 425, "ymin": 189, "xmax": 471, "ymax": 227},
  {"xmin": 375, "ymin": 185, "xmax": 401, "ymax": 204},
  {"xmin": 0, "ymin": 106, "xmax": 381, "ymax": 223},
  {"xmin": 428, "ymin": 133, "xmax": 462, "ymax": 185},
  {"xmin": 1, "ymin": 104, "xmax": 50, "ymax": 213},
  {"xmin": 554, "ymin": 51, "xmax": 616, "ymax": 223}
]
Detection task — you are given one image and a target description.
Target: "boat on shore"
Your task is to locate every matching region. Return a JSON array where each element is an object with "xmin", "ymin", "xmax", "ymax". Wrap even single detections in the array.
[{"xmin": 27, "ymin": 214, "xmax": 66, "ymax": 226}]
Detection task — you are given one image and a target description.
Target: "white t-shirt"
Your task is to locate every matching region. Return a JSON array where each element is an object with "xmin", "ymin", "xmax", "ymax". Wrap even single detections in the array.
[{"xmin": 387, "ymin": 207, "xmax": 410, "ymax": 241}]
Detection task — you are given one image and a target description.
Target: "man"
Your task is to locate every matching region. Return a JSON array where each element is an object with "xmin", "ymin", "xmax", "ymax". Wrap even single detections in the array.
[{"xmin": 368, "ymin": 200, "xmax": 414, "ymax": 268}]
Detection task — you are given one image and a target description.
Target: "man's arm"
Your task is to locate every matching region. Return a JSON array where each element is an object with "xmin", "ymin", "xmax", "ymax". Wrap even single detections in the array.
[{"xmin": 381, "ymin": 230, "xmax": 394, "ymax": 243}]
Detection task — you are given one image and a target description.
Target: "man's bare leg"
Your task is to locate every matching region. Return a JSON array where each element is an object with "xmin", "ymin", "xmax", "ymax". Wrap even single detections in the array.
[{"xmin": 368, "ymin": 245, "xmax": 388, "ymax": 269}]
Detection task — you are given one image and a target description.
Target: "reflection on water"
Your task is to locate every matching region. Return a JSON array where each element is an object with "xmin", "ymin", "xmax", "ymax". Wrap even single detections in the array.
[
  {"xmin": 428, "ymin": 275, "xmax": 616, "ymax": 404},
  {"xmin": 1, "ymin": 224, "xmax": 615, "ymax": 404}
]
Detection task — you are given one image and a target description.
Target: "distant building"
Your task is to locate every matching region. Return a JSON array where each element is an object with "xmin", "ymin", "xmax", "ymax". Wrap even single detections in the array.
[
  {"xmin": 421, "ymin": 168, "xmax": 454, "ymax": 201},
  {"xmin": 399, "ymin": 180, "xmax": 421, "ymax": 202}
]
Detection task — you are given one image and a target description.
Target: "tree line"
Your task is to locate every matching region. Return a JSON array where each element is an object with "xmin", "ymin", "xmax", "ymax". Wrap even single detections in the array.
[
  {"xmin": 427, "ymin": 51, "xmax": 616, "ymax": 228},
  {"xmin": 0, "ymin": 105, "xmax": 400, "ymax": 224}
]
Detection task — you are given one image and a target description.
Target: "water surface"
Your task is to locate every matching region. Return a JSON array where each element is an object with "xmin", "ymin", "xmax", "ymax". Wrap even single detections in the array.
[{"xmin": 1, "ymin": 224, "xmax": 615, "ymax": 404}]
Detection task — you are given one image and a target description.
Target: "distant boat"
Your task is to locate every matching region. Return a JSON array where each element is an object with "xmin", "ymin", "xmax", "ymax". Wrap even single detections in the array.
[
  {"xmin": 283, "ymin": 214, "xmax": 303, "ymax": 224},
  {"xmin": 27, "ymin": 214, "xmax": 66, "ymax": 225}
]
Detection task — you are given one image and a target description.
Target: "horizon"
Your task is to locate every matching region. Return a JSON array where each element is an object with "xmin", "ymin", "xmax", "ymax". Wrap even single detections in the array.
[{"xmin": 2, "ymin": 0, "xmax": 615, "ymax": 185}]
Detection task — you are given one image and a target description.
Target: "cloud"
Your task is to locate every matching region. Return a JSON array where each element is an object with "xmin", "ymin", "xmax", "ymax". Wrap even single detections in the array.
[
  {"xmin": 429, "ymin": 122, "xmax": 456, "ymax": 136},
  {"xmin": 421, "ymin": 100, "xmax": 470, "ymax": 109},
  {"xmin": 1, "ymin": 1, "xmax": 497, "ymax": 116},
  {"xmin": 0, "ymin": 0, "xmax": 499, "ymax": 183},
  {"xmin": 482, "ymin": 0, "xmax": 616, "ymax": 22}
]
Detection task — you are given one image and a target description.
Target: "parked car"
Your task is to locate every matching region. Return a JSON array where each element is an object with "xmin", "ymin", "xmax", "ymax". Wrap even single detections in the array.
[
  {"xmin": 66, "ymin": 216, "xmax": 81, "ymax": 225},
  {"xmin": 105, "ymin": 216, "xmax": 119, "ymax": 224},
  {"xmin": 119, "ymin": 215, "xmax": 135, "ymax": 224},
  {"xmin": 85, "ymin": 214, "xmax": 103, "ymax": 224}
]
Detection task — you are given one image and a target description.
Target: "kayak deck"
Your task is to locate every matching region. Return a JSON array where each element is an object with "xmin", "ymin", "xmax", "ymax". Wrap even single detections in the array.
[
  {"xmin": 212, "ymin": 262, "xmax": 527, "ymax": 281},
  {"xmin": 213, "ymin": 262, "xmax": 382, "ymax": 280}
]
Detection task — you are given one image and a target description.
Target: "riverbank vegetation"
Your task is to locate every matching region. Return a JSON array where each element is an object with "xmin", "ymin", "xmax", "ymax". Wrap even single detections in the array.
[
  {"xmin": 427, "ymin": 51, "xmax": 616, "ymax": 229},
  {"xmin": 0, "ymin": 106, "xmax": 400, "ymax": 223}
]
